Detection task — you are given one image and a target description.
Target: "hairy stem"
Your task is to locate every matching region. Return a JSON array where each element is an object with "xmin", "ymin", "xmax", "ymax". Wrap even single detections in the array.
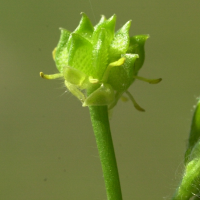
[{"xmin": 89, "ymin": 105, "xmax": 122, "ymax": 200}]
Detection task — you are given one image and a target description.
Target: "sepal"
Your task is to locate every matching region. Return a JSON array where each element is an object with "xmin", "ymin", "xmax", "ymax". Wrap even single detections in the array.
[
  {"xmin": 92, "ymin": 14, "xmax": 116, "ymax": 45},
  {"xmin": 67, "ymin": 33, "xmax": 93, "ymax": 76},
  {"xmin": 74, "ymin": 12, "xmax": 94, "ymax": 40},
  {"xmin": 127, "ymin": 35, "xmax": 149, "ymax": 72},
  {"xmin": 83, "ymin": 83, "xmax": 115, "ymax": 106},
  {"xmin": 109, "ymin": 20, "xmax": 131, "ymax": 62},
  {"xmin": 108, "ymin": 54, "xmax": 139, "ymax": 91},
  {"xmin": 92, "ymin": 28, "xmax": 109, "ymax": 79},
  {"xmin": 54, "ymin": 28, "xmax": 71, "ymax": 72}
]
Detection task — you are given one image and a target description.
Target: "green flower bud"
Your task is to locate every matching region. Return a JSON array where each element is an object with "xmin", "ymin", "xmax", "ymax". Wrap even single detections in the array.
[
  {"xmin": 185, "ymin": 100, "xmax": 200, "ymax": 164},
  {"xmin": 40, "ymin": 13, "xmax": 161, "ymax": 110},
  {"xmin": 172, "ymin": 99, "xmax": 200, "ymax": 200}
]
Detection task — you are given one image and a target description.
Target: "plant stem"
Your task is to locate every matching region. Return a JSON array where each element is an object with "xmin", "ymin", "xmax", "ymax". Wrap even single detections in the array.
[{"xmin": 89, "ymin": 105, "xmax": 122, "ymax": 200}]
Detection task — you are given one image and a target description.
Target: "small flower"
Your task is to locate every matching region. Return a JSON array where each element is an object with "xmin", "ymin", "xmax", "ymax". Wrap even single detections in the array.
[{"xmin": 40, "ymin": 13, "xmax": 161, "ymax": 110}]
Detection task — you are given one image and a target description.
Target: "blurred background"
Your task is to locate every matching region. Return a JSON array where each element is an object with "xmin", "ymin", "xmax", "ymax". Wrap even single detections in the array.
[{"xmin": 1, "ymin": 0, "xmax": 200, "ymax": 199}]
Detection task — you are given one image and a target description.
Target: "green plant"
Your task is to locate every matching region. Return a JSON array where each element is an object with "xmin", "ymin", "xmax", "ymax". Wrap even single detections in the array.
[{"xmin": 40, "ymin": 13, "xmax": 162, "ymax": 200}]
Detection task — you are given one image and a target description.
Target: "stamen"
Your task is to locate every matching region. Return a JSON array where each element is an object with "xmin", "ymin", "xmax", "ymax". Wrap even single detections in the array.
[
  {"xmin": 40, "ymin": 72, "xmax": 63, "ymax": 80},
  {"xmin": 109, "ymin": 57, "xmax": 126, "ymax": 67},
  {"xmin": 133, "ymin": 75, "xmax": 162, "ymax": 84},
  {"xmin": 125, "ymin": 90, "xmax": 145, "ymax": 112},
  {"xmin": 121, "ymin": 96, "xmax": 129, "ymax": 102}
]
